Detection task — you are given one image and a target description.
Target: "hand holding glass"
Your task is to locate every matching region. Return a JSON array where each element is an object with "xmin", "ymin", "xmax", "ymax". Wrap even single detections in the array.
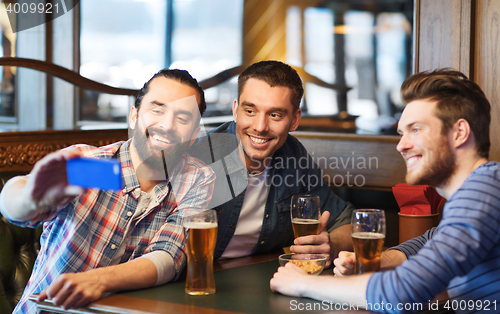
[
  {"xmin": 291, "ymin": 195, "xmax": 321, "ymax": 238},
  {"xmin": 183, "ymin": 209, "xmax": 218, "ymax": 295},
  {"xmin": 351, "ymin": 209, "xmax": 386, "ymax": 274}
]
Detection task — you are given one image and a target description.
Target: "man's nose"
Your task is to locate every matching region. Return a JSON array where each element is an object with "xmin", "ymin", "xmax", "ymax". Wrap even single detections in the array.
[
  {"xmin": 253, "ymin": 114, "xmax": 269, "ymax": 133},
  {"xmin": 396, "ymin": 134, "xmax": 411, "ymax": 153},
  {"xmin": 158, "ymin": 111, "xmax": 176, "ymax": 132}
]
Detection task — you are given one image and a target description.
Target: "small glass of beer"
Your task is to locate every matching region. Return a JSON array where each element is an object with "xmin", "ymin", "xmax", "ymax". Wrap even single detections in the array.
[
  {"xmin": 183, "ymin": 209, "xmax": 218, "ymax": 295},
  {"xmin": 351, "ymin": 209, "xmax": 386, "ymax": 274},
  {"xmin": 291, "ymin": 195, "xmax": 321, "ymax": 238}
]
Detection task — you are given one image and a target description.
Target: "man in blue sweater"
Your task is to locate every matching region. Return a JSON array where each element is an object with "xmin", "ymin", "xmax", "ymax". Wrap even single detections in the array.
[{"xmin": 270, "ymin": 69, "xmax": 500, "ymax": 313}]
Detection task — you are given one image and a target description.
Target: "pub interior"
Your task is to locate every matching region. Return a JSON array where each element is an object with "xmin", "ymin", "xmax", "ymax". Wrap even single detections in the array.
[{"xmin": 0, "ymin": 0, "xmax": 499, "ymax": 313}]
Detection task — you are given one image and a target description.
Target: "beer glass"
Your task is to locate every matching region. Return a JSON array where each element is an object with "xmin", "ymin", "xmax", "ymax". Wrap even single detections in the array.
[
  {"xmin": 183, "ymin": 209, "xmax": 218, "ymax": 295},
  {"xmin": 351, "ymin": 209, "xmax": 386, "ymax": 274},
  {"xmin": 290, "ymin": 195, "xmax": 321, "ymax": 238}
]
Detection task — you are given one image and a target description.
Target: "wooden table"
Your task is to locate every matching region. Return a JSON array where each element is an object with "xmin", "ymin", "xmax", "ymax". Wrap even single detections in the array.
[{"xmin": 29, "ymin": 253, "xmax": 452, "ymax": 314}]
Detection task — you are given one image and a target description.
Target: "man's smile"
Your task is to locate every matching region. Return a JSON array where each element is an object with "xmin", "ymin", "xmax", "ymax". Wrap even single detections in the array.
[
  {"xmin": 405, "ymin": 155, "xmax": 422, "ymax": 168},
  {"xmin": 151, "ymin": 133, "xmax": 174, "ymax": 144},
  {"xmin": 146, "ymin": 129, "xmax": 181, "ymax": 149},
  {"xmin": 249, "ymin": 135, "xmax": 272, "ymax": 145}
]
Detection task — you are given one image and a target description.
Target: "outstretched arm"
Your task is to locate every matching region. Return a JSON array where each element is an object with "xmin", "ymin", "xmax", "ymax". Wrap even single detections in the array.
[
  {"xmin": 271, "ymin": 263, "xmax": 372, "ymax": 306},
  {"xmin": 0, "ymin": 149, "xmax": 84, "ymax": 222},
  {"xmin": 37, "ymin": 254, "xmax": 174, "ymax": 310}
]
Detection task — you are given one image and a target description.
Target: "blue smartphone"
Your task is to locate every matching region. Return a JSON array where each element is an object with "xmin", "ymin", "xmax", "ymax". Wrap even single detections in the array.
[{"xmin": 66, "ymin": 157, "xmax": 122, "ymax": 191}]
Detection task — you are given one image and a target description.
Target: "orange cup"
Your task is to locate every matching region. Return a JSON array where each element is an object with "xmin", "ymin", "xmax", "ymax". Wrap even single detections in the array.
[{"xmin": 398, "ymin": 213, "xmax": 441, "ymax": 244}]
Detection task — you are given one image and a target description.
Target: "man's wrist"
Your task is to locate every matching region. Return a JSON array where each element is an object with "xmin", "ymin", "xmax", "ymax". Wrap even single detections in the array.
[
  {"xmin": 301, "ymin": 275, "xmax": 321, "ymax": 299},
  {"xmin": 380, "ymin": 249, "xmax": 407, "ymax": 270},
  {"xmin": 86, "ymin": 267, "xmax": 110, "ymax": 293}
]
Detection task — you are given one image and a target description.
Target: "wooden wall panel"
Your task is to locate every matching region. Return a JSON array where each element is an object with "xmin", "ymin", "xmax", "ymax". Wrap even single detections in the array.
[
  {"xmin": 294, "ymin": 132, "xmax": 406, "ymax": 190},
  {"xmin": 415, "ymin": 0, "xmax": 472, "ymax": 75},
  {"xmin": 0, "ymin": 129, "xmax": 128, "ymax": 172},
  {"xmin": 474, "ymin": 0, "xmax": 500, "ymax": 161},
  {"xmin": 414, "ymin": 0, "xmax": 500, "ymax": 160}
]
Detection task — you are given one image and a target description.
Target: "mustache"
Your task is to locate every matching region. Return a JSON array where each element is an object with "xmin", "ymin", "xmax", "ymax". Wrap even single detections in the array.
[{"xmin": 145, "ymin": 127, "xmax": 182, "ymax": 144}]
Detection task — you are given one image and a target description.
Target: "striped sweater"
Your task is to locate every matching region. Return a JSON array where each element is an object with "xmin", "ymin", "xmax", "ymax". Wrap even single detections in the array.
[{"xmin": 367, "ymin": 161, "xmax": 500, "ymax": 313}]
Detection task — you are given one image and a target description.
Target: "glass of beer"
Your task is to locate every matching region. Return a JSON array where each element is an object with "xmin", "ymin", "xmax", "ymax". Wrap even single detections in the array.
[
  {"xmin": 183, "ymin": 209, "xmax": 218, "ymax": 295},
  {"xmin": 291, "ymin": 195, "xmax": 321, "ymax": 238},
  {"xmin": 351, "ymin": 209, "xmax": 386, "ymax": 274}
]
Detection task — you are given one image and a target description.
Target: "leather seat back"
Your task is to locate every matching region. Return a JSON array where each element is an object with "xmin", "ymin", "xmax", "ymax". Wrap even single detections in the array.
[{"xmin": 0, "ymin": 173, "xmax": 41, "ymax": 313}]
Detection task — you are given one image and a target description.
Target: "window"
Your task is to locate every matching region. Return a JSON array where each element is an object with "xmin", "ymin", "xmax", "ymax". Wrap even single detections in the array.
[
  {"xmin": 286, "ymin": 1, "xmax": 412, "ymax": 134},
  {"xmin": 0, "ymin": 0, "xmax": 411, "ymax": 134},
  {"xmin": 0, "ymin": 1, "xmax": 16, "ymax": 123},
  {"xmin": 302, "ymin": 7, "xmax": 337, "ymax": 116},
  {"xmin": 79, "ymin": 0, "xmax": 243, "ymax": 127},
  {"xmin": 79, "ymin": 0, "xmax": 167, "ymax": 126},
  {"xmin": 170, "ymin": 0, "xmax": 243, "ymax": 120}
]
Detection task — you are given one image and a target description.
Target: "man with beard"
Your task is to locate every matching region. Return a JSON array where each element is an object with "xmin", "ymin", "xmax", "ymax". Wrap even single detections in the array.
[
  {"xmin": 0, "ymin": 69, "xmax": 214, "ymax": 313},
  {"xmin": 270, "ymin": 69, "xmax": 500, "ymax": 313},
  {"xmin": 189, "ymin": 60, "xmax": 354, "ymax": 266}
]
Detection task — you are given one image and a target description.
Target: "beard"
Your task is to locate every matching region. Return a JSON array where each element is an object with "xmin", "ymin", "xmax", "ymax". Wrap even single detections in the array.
[
  {"xmin": 132, "ymin": 125, "xmax": 191, "ymax": 181},
  {"xmin": 406, "ymin": 136, "xmax": 457, "ymax": 188}
]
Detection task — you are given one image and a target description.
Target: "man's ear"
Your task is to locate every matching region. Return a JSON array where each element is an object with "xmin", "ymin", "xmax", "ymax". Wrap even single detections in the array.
[
  {"xmin": 452, "ymin": 118, "xmax": 471, "ymax": 148},
  {"xmin": 288, "ymin": 108, "xmax": 302, "ymax": 132},
  {"xmin": 129, "ymin": 106, "xmax": 138, "ymax": 130},
  {"xmin": 232, "ymin": 99, "xmax": 238, "ymax": 121}
]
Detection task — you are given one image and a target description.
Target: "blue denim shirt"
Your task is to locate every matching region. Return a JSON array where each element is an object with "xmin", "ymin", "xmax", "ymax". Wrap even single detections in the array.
[{"xmin": 189, "ymin": 122, "xmax": 354, "ymax": 259}]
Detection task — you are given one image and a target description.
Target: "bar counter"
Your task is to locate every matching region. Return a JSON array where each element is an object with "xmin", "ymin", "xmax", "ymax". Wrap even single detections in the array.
[{"xmin": 30, "ymin": 253, "xmax": 451, "ymax": 314}]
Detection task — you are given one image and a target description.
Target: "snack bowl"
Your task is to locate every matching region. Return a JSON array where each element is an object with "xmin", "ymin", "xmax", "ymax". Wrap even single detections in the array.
[{"xmin": 278, "ymin": 253, "xmax": 327, "ymax": 275}]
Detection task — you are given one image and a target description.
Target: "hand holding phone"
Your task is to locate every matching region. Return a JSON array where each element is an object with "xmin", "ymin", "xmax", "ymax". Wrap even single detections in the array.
[{"xmin": 66, "ymin": 157, "xmax": 122, "ymax": 191}]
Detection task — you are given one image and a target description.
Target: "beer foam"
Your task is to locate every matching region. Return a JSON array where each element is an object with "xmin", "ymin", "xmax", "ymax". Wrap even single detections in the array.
[
  {"xmin": 292, "ymin": 218, "xmax": 321, "ymax": 224},
  {"xmin": 352, "ymin": 232, "xmax": 385, "ymax": 239},
  {"xmin": 183, "ymin": 221, "xmax": 218, "ymax": 229}
]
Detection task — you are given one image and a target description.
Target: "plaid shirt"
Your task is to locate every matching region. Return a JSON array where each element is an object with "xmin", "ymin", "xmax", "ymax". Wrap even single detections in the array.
[{"xmin": 12, "ymin": 140, "xmax": 214, "ymax": 313}]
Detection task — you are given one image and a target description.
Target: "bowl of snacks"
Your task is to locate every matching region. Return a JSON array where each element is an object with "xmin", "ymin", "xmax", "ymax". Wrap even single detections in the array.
[{"xmin": 278, "ymin": 253, "xmax": 327, "ymax": 275}]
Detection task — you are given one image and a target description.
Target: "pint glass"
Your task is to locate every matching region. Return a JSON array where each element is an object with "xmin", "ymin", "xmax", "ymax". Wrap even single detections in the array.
[
  {"xmin": 351, "ymin": 209, "xmax": 386, "ymax": 274},
  {"xmin": 183, "ymin": 209, "xmax": 218, "ymax": 295},
  {"xmin": 291, "ymin": 195, "xmax": 321, "ymax": 238}
]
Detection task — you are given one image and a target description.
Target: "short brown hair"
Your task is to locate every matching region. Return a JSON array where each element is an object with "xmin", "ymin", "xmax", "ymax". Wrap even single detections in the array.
[
  {"xmin": 401, "ymin": 68, "xmax": 491, "ymax": 158},
  {"xmin": 238, "ymin": 60, "xmax": 304, "ymax": 112}
]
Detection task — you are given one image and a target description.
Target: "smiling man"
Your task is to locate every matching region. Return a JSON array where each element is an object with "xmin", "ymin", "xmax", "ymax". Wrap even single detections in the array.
[
  {"xmin": 0, "ymin": 69, "xmax": 214, "ymax": 313},
  {"xmin": 190, "ymin": 60, "xmax": 354, "ymax": 265},
  {"xmin": 399, "ymin": 101, "xmax": 458, "ymax": 188},
  {"xmin": 270, "ymin": 69, "xmax": 500, "ymax": 313}
]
